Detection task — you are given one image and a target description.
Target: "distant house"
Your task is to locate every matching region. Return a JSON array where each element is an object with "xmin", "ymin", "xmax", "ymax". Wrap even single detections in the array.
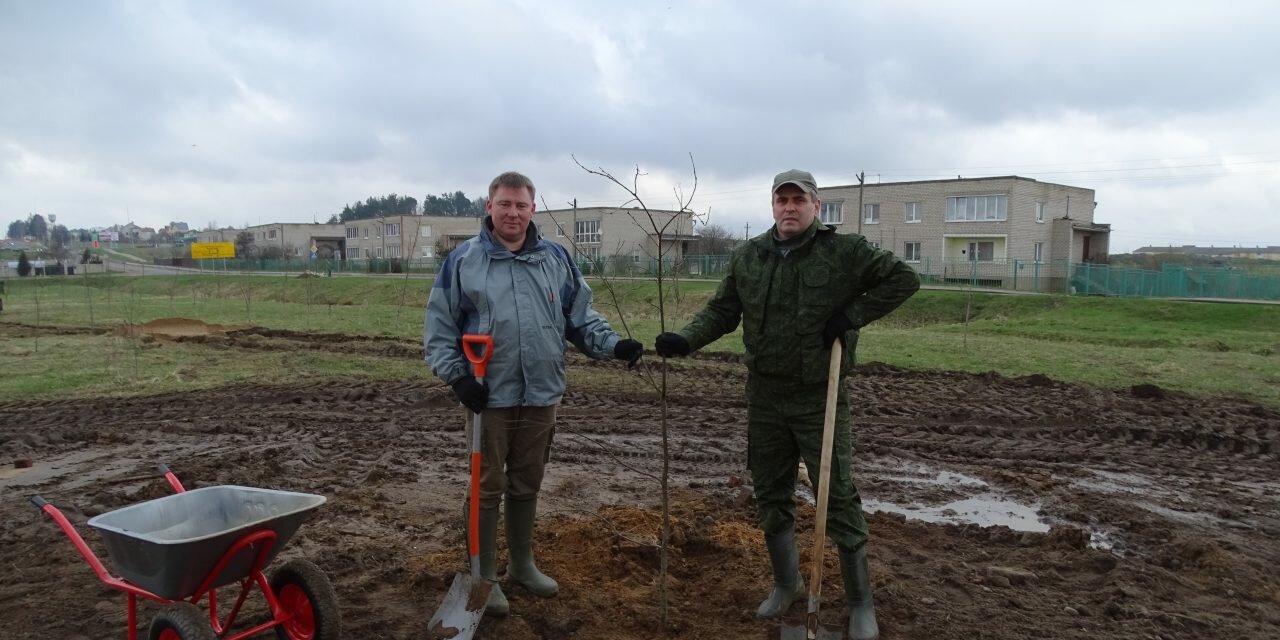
[{"xmin": 116, "ymin": 222, "xmax": 141, "ymax": 241}]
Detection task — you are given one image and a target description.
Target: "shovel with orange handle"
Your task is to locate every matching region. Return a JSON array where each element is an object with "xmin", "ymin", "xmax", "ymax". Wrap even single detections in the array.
[{"xmin": 428, "ymin": 334, "xmax": 495, "ymax": 640}]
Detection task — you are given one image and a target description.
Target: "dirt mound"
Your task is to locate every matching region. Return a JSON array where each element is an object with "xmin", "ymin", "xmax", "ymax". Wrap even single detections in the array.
[{"xmin": 116, "ymin": 317, "xmax": 254, "ymax": 339}]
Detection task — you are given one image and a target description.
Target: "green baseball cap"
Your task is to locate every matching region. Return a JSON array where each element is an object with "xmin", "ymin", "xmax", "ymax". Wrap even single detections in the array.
[{"xmin": 772, "ymin": 169, "xmax": 818, "ymax": 196}]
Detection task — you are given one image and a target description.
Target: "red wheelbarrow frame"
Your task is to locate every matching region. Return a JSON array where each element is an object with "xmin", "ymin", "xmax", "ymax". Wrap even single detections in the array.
[{"xmin": 31, "ymin": 464, "xmax": 313, "ymax": 640}]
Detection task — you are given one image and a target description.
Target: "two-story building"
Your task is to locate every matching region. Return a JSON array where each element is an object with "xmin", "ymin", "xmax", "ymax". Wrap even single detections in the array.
[
  {"xmin": 342, "ymin": 215, "xmax": 478, "ymax": 261},
  {"xmin": 817, "ymin": 176, "xmax": 1109, "ymax": 290},
  {"xmin": 535, "ymin": 206, "xmax": 697, "ymax": 273},
  {"xmin": 342, "ymin": 209, "xmax": 695, "ymax": 272}
]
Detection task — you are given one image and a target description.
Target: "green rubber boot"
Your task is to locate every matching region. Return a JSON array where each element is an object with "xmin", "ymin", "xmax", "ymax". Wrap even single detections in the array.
[
  {"xmin": 505, "ymin": 496, "xmax": 559, "ymax": 597},
  {"xmin": 840, "ymin": 545, "xmax": 879, "ymax": 640},
  {"xmin": 756, "ymin": 529, "xmax": 806, "ymax": 618},
  {"xmin": 476, "ymin": 503, "xmax": 508, "ymax": 616}
]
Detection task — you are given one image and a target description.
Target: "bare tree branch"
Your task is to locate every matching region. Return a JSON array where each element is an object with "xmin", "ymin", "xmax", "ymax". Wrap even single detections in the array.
[{"xmin": 571, "ymin": 153, "xmax": 700, "ymax": 630}]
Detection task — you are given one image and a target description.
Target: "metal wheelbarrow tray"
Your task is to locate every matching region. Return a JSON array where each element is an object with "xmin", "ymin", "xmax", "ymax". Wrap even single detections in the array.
[
  {"xmin": 31, "ymin": 465, "xmax": 341, "ymax": 640},
  {"xmin": 87, "ymin": 485, "xmax": 326, "ymax": 601}
]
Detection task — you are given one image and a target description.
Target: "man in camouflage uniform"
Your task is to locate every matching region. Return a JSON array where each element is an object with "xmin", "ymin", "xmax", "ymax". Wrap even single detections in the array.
[{"xmin": 654, "ymin": 169, "xmax": 918, "ymax": 640}]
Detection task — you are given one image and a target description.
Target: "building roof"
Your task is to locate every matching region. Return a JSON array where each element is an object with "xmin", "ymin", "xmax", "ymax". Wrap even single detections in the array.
[
  {"xmin": 1134, "ymin": 245, "xmax": 1280, "ymax": 255},
  {"xmin": 820, "ymin": 175, "xmax": 1090, "ymax": 191}
]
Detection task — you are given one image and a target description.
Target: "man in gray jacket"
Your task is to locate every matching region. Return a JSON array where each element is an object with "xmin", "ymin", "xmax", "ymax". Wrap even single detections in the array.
[{"xmin": 424, "ymin": 171, "xmax": 643, "ymax": 616}]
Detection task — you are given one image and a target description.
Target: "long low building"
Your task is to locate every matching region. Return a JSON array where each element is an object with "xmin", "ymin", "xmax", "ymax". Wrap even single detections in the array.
[
  {"xmin": 198, "ymin": 206, "xmax": 696, "ymax": 269},
  {"xmin": 1133, "ymin": 245, "xmax": 1280, "ymax": 260}
]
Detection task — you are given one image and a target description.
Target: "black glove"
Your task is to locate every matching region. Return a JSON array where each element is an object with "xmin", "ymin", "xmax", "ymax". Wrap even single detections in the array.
[
  {"xmin": 451, "ymin": 377, "xmax": 488, "ymax": 414},
  {"xmin": 654, "ymin": 332, "xmax": 691, "ymax": 358},
  {"xmin": 614, "ymin": 339, "xmax": 644, "ymax": 367},
  {"xmin": 822, "ymin": 312, "xmax": 855, "ymax": 348}
]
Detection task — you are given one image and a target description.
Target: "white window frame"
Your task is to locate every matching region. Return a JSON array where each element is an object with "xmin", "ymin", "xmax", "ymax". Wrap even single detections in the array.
[
  {"xmin": 820, "ymin": 202, "xmax": 843, "ymax": 225},
  {"xmin": 385, "ymin": 223, "xmax": 400, "ymax": 237},
  {"xmin": 346, "ymin": 228, "xmax": 358, "ymax": 239},
  {"xmin": 363, "ymin": 227, "xmax": 369, "ymax": 239},
  {"xmin": 905, "ymin": 202, "xmax": 922, "ymax": 223},
  {"xmin": 863, "ymin": 203, "xmax": 880, "ymax": 224},
  {"xmin": 946, "ymin": 195, "xmax": 1008, "ymax": 222},
  {"xmin": 967, "ymin": 241, "xmax": 995, "ymax": 262},
  {"xmin": 388, "ymin": 245, "xmax": 401, "ymax": 258},
  {"xmin": 1034, "ymin": 242, "xmax": 1044, "ymax": 263},
  {"xmin": 576, "ymin": 219, "xmax": 601, "ymax": 244},
  {"xmin": 375, "ymin": 246, "xmax": 384, "ymax": 259},
  {"xmin": 556, "ymin": 222, "xmax": 565, "ymax": 237},
  {"xmin": 269, "ymin": 229, "xmax": 277, "ymax": 239},
  {"xmin": 1035, "ymin": 202, "xmax": 1046, "ymax": 223},
  {"xmin": 904, "ymin": 241, "xmax": 921, "ymax": 262},
  {"xmin": 420, "ymin": 225, "xmax": 432, "ymax": 237},
  {"xmin": 347, "ymin": 248, "xmax": 359, "ymax": 259}
]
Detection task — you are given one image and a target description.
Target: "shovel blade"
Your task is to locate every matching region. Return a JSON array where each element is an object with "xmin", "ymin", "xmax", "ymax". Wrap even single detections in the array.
[
  {"xmin": 428, "ymin": 573, "xmax": 493, "ymax": 640},
  {"xmin": 778, "ymin": 621, "xmax": 844, "ymax": 640}
]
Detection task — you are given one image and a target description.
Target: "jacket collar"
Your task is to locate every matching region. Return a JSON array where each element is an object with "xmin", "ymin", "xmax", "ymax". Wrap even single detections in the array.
[
  {"xmin": 479, "ymin": 217, "xmax": 543, "ymax": 258},
  {"xmin": 752, "ymin": 219, "xmax": 829, "ymax": 257}
]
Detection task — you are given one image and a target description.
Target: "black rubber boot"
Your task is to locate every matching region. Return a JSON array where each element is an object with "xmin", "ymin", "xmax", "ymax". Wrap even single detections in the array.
[
  {"xmin": 839, "ymin": 545, "xmax": 879, "ymax": 640},
  {"xmin": 505, "ymin": 495, "xmax": 559, "ymax": 597},
  {"xmin": 756, "ymin": 529, "xmax": 806, "ymax": 618}
]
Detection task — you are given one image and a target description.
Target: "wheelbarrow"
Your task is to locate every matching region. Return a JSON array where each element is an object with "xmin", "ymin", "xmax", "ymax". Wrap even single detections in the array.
[{"xmin": 30, "ymin": 464, "xmax": 341, "ymax": 640}]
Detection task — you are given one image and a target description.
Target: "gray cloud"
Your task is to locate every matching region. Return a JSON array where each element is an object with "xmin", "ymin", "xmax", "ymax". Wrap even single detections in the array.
[{"xmin": 2, "ymin": 0, "xmax": 1278, "ymax": 249}]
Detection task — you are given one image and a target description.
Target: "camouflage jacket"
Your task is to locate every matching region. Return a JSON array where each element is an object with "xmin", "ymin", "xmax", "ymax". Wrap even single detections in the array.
[{"xmin": 679, "ymin": 220, "xmax": 920, "ymax": 384}]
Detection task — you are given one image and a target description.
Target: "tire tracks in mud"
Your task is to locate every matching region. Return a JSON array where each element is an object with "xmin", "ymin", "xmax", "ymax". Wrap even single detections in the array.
[
  {"xmin": 4, "ymin": 358, "xmax": 1274, "ymax": 489},
  {"xmin": 3, "ymin": 328, "xmax": 1275, "ymax": 527},
  {"xmin": 5, "ymin": 327, "xmax": 1280, "ymax": 640}
]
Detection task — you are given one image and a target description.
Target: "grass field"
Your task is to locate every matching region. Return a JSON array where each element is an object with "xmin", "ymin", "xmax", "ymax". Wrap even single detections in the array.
[{"xmin": 1, "ymin": 272, "xmax": 1277, "ymax": 405}]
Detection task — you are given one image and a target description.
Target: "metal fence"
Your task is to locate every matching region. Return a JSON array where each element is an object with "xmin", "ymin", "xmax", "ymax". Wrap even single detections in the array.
[
  {"xmin": 1072, "ymin": 263, "xmax": 1280, "ymax": 301},
  {"xmin": 165, "ymin": 254, "xmax": 1280, "ymax": 301}
]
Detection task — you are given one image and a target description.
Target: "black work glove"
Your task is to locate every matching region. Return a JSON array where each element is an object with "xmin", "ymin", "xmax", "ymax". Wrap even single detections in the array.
[
  {"xmin": 822, "ymin": 312, "xmax": 855, "ymax": 348},
  {"xmin": 451, "ymin": 377, "xmax": 488, "ymax": 414},
  {"xmin": 614, "ymin": 339, "xmax": 644, "ymax": 367},
  {"xmin": 654, "ymin": 332, "xmax": 691, "ymax": 358}
]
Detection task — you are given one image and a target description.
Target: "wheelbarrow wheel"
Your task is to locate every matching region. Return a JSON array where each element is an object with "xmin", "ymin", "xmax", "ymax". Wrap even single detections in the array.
[
  {"xmin": 270, "ymin": 559, "xmax": 342, "ymax": 640},
  {"xmin": 148, "ymin": 602, "xmax": 216, "ymax": 640}
]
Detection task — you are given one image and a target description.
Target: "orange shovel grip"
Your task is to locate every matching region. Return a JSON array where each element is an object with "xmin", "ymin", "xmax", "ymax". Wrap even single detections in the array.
[{"xmin": 461, "ymin": 334, "xmax": 494, "ymax": 378}]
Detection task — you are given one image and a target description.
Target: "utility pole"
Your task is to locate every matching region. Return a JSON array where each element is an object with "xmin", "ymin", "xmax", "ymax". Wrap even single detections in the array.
[
  {"xmin": 744, "ymin": 222, "xmax": 750, "ymax": 240},
  {"xmin": 856, "ymin": 171, "xmax": 865, "ymax": 236},
  {"xmin": 571, "ymin": 198, "xmax": 578, "ymax": 262}
]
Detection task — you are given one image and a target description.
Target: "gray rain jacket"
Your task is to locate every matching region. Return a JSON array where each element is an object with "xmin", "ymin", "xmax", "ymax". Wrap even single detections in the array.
[{"xmin": 424, "ymin": 218, "xmax": 621, "ymax": 407}]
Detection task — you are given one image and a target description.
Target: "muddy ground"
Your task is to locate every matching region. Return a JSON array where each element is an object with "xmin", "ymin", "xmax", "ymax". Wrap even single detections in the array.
[{"xmin": 1, "ymin": 321, "xmax": 1278, "ymax": 639}]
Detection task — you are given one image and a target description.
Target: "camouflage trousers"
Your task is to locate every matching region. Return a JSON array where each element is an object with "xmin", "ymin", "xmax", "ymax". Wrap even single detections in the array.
[{"xmin": 746, "ymin": 374, "xmax": 869, "ymax": 553}]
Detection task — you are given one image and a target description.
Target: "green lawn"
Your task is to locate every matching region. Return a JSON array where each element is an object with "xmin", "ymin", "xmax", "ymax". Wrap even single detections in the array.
[{"xmin": 1, "ymin": 273, "xmax": 1277, "ymax": 405}]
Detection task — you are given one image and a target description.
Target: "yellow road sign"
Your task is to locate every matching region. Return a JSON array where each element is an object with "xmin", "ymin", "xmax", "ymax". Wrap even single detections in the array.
[{"xmin": 191, "ymin": 242, "xmax": 236, "ymax": 259}]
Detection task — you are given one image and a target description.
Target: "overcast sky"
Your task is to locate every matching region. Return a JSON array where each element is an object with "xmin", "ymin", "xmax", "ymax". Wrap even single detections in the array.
[{"xmin": 3, "ymin": 0, "xmax": 1279, "ymax": 252}]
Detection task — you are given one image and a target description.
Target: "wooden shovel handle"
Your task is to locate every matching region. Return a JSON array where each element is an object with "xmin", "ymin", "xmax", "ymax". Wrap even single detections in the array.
[{"xmin": 807, "ymin": 341, "xmax": 843, "ymax": 606}]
